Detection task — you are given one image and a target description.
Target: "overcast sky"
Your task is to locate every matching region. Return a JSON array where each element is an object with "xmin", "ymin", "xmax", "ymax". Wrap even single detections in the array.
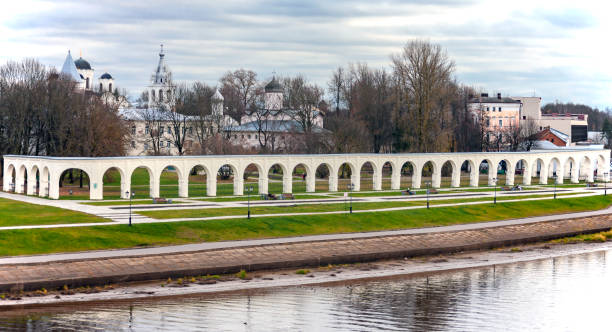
[{"xmin": 1, "ymin": 0, "xmax": 611, "ymax": 108}]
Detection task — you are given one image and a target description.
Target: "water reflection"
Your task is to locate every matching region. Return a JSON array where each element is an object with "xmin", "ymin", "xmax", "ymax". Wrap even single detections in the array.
[{"xmin": 1, "ymin": 250, "xmax": 610, "ymax": 331}]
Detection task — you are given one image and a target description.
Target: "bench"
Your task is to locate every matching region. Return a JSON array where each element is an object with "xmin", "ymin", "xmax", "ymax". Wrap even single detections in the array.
[
  {"xmin": 401, "ymin": 190, "xmax": 416, "ymax": 195},
  {"xmin": 586, "ymin": 182, "xmax": 598, "ymax": 188},
  {"xmin": 281, "ymin": 193, "xmax": 294, "ymax": 200},
  {"xmin": 263, "ymin": 193, "xmax": 278, "ymax": 200},
  {"xmin": 427, "ymin": 188, "xmax": 438, "ymax": 194},
  {"xmin": 501, "ymin": 186, "xmax": 511, "ymax": 191},
  {"xmin": 152, "ymin": 197, "xmax": 172, "ymax": 204}
]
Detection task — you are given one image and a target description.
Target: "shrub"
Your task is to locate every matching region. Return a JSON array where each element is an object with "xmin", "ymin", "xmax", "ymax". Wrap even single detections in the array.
[{"xmin": 296, "ymin": 269, "xmax": 310, "ymax": 275}]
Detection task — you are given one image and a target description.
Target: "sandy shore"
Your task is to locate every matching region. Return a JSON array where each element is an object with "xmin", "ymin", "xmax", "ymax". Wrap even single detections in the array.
[{"xmin": 2, "ymin": 239, "xmax": 612, "ymax": 311}]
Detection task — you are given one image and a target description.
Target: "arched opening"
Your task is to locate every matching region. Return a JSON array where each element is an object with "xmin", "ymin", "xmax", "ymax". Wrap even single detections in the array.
[
  {"xmin": 267, "ymin": 163, "xmax": 287, "ymax": 194},
  {"xmin": 7, "ymin": 164, "xmax": 16, "ymax": 192},
  {"xmin": 596, "ymin": 155, "xmax": 607, "ymax": 181},
  {"xmin": 515, "ymin": 159, "xmax": 528, "ymax": 185},
  {"xmin": 496, "ymin": 160, "xmax": 509, "ymax": 185},
  {"xmin": 86, "ymin": 77, "xmax": 90, "ymax": 89},
  {"xmin": 291, "ymin": 164, "xmax": 309, "ymax": 193},
  {"xmin": 441, "ymin": 160, "xmax": 455, "ymax": 187},
  {"xmin": 315, "ymin": 163, "xmax": 332, "ymax": 192},
  {"xmin": 381, "ymin": 161, "xmax": 393, "ymax": 190},
  {"xmin": 548, "ymin": 158, "xmax": 561, "ymax": 183},
  {"xmin": 399, "ymin": 161, "xmax": 415, "ymax": 189},
  {"xmin": 461, "ymin": 160, "xmax": 477, "ymax": 187},
  {"xmin": 216, "ymin": 164, "xmax": 237, "ymax": 196},
  {"xmin": 359, "ymin": 161, "xmax": 375, "ymax": 191},
  {"xmin": 188, "ymin": 165, "xmax": 208, "ymax": 197},
  {"xmin": 99, "ymin": 82, "xmax": 103, "ymax": 91},
  {"xmin": 151, "ymin": 89, "xmax": 156, "ymax": 101},
  {"xmin": 531, "ymin": 158, "xmax": 546, "ymax": 184},
  {"xmin": 159, "ymin": 89, "xmax": 164, "ymax": 101},
  {"xmin": 421, "ymin": 161, "xmax": 435, "ymax": 188},
  {"xmin": 102, "ymin": 167, "xmax": 124, "ymax": 199},
  {"xmin": 59, "ymin": 168, "xmax": 90, "ymax": 199},
  {"xmin": 109, "ymin": 83, "xmax": 113, "ymax": 92},
  {"xmin": 563, "ymin": 157, "xmax": 576, "ymax": 182},
  {"xmin": 160, "ymin": 165, "xmax": 180, "ymax": 198},
  {"xmin": 130, "ymin": 166, "xmax": 152, "ymax": 198},
  {"xmin": 30, "ymin": 165, "xmax": 40, "ymax": 195},
  {"xmin": 243, "ymin": 163, "xmax": 264, "ymax": 194},
  {"xmin": 579, "ymin": 156, "xmax": 593, "ymax": 182},
  {"xmin": 337, "ymin": 162, "xmax": 356, "ymax": 192}
]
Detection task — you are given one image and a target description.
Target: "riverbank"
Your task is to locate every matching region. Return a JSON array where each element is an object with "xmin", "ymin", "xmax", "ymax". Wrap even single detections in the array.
[{"xmin": 3, "ymin": 239, "xmax": 612, "ymax": 311}]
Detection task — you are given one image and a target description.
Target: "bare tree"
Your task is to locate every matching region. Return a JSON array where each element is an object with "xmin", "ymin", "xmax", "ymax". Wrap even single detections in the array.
[{"xmin": 219, "ymin": 69, "xmax": 258, "ymax": 123}]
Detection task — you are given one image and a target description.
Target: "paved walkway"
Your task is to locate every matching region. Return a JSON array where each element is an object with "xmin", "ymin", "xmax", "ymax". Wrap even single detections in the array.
[{"xmin": 1, "ymin": 210, "xmax": 611, "ymax": 292}]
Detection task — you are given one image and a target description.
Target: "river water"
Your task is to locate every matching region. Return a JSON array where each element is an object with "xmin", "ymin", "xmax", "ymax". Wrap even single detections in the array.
[{"xmin": 1, "ymin": 249, "xmax": 611, "ymax": 331}]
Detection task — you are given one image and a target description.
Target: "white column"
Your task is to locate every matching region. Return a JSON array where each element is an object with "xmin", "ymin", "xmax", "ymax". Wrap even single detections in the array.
[
  {"xmin": 207, "ymin": 174, "xmax": 217, "ymax": 196},
  {"xmin": 15, "ymin": 170, "xmax": 24, "ymax": 194},
  {"xmin": 505, "ymin": 163, "xmax": 515, "ymax": 186},
  {"xmin": 391, "ymin": 166, "xmax": 401, "ymax": 190},
  {"xmin": 432, "ymin": 166, "xmax": 441, "ymax": 188},
  {"xmin": 487, "ymin": 165, "xmax": 496, "ymax": 186},
  {"xmin": 539, "ymin": 163, "xmax": 548, "ymax": 184},
  {"xmin": 234, "ymin": 177, "xmax": 244, "ymax": 196},
  {"xmin": 351, "ymin": 171, "xmax": 360, "ymax": 192},
  {"xmin": 306, "ymin": 173, "xmax": 316, "ymax": 192},
  {"xmin": 178, "ymin": 174, "xmax": 188, "ymax": 198},
  {"xmin": 282, "ymin": 173, "xmax": 292, "ymax": 193},
  {"xmin": 89, "ymin": 174, "xmax": 103, "ymax": 200},
  {"xmin": 258, "ymin": 176, "xmax": 268, "ymax": 194},
  {"xmin": 373, "ymin": 167, "xmax": 382, "ymax": 191},
  {"xmin": 412, "ymin": 170, "xmax": 422, "ymax": 189},
  {"xmin": 571, "ymin": 167, "xmax": 579, "ymax": 183},
  {"xmin": 451, "ymin": 165, "xmax": 461, "ymax": 188},
  {"xmin": 121, "ymin": 177, "xmax": 131, "ymax": 199},
  {"xmin": 329, "ymin": 174, "xmax": 338, "ymax": 192},
  {"xmin": 48, "ymin": 172, "xmax": 60, "ymax": 199},
  {"xmin": 556, "ymin": 166, "xmax": 564, "ymax": 184},
  {"xmin": 26, "ymin": 171, "xmax": 37, "ymax": 195},
  {"xmin": 39, "ymin": 177, "xmax": 48, "ymax": 197},
  {"xmin": 586, "ymin": 165, "xmax": 594, "ymax": 182},
  {"xmin": 150, "ymin": 176, "xmax": 160, "ymax": 198},
  {"xmin": 469, "ymin": 162, "xmax": 479, "ymax": 187}
]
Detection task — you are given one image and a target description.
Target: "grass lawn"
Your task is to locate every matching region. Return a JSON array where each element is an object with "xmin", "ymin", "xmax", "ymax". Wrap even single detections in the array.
[
  {"xmin": 194, "ymin": 194, "xmax": 336, "ymax": 202},
  {"xmin": 0, "ymin": 198, "xmax": 108, "ymax": 227},
  {"xmin": 81, "ymin": 200, "xmax": 186, "ymax": 206},
  {"xmin": 1, "ymin": 195, "xmax": 609, "ymax": 256},
  {"xmin": 139, "ymin": 192, "xmax": 583, "ymax": 219}
]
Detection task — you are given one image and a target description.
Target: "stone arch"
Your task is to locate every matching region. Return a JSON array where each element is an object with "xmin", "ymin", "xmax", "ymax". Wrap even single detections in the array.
[
  {"xmin": 187, "ymin": 164, "xmax": 211, "ymax": 197},
  {"xmin": 129, "ymin": 166, "xmax": 154, "ymax": 198},
  {"xmin": 440, "ymin": 160, "xmax": 458, "ymax": 188},
  {"xmin": 243, "ymin": 162, "xmax": 265, "ymax": 194},
  {"xmin": 217, "ymin": 163, "xmax": 240, "ymax": 196},
  {"xmin": 5, "ymin": 163, "xmax": 16, "ymax": 192},
  {"xmin": 399, "ymin": 160, "xmax": 416, "ymax": 189},
  {"xmin": 337, "ymin": 161, "xmax": 358, "ymax": 192},
  {"xmin": 563, "ymin": 157, "xmax": 577, "ymax": 183},
  {"xmin": 315, "ymin": 163, "xmax": 334, "ymax": 192},
  {"xmin": 547, "ymin": 157, "xmax": 562, "ymax": 184},
  {"xmin": 102, "ymin": 166, "xmax": 127, "ymax": 199},
  {"xmin": 531, "ymin": 158, "xmax": 547, "ymax": 184},
  {"xmin": 596, "ymin": 154, "xmax": 607, "ymax": 181},
  {"xmin": 29, "ymin": 165, "xmax": 40, "ymax": 195},
  {"xmin": 478, "ymin": 159, "xmax": 495, "ymax": 186},
  {"xmin": 291, "ymin": 163, "xmax": 312, "ymax": 193},
  {"xmin": 268, "ymin": 162, "xmax": 290, "ymax": 194},
  {"xmin": 421, "ymin": 160, "xmax": 439, "ymax": 188},
  {"xmin": 495, "ymin": 159, "xmax": 513, "ymax": 186},
  {"xmin": 358, "ymin": 161, "xmax": 378, "ymax": 191},
  {"xmin": 382, "ymin": 161, "xmax": 394, "ymax": 190},
  {"xmin": 461, "ymin": 160, "xmax": 478, "ymax": 187},
  {"xmin": 579, "ymin": 156, "xmax": 593, "ymax": 182},
  {"xmin": 58, "ymin": 167, "xmax": 91, "ymax": 199},
  {"xmin": 158, "ymin": 164, "xmax": 183, "ymax": 198},
  {"xmin": 514, "ymin": 159, "xmax": 530, "ymax": 185}
]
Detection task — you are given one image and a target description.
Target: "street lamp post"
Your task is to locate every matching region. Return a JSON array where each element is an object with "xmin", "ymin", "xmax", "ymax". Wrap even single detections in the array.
[
  {"xmin": 553, "ymin": 175, "xmax": 557, "ymax": 199},
  {"xmin": 426, "ymin": 181, "xmax": 431, "ymax": 209},
  {"xmin": 348, "ymin": 183, "xmax": 355, "ymax": 213},
  {"xmin": 492, "ymin": 177, "xmax": 497, "ymax": 204},
  {"xmin": 126, "ymin": 190, "xmax": 135, "ymax": 226},
  {"xmin": 246, "ymin": 185, "xmax": 254, "ymax": 219},
  {"xmin": 605, "ymin": 172, "xmax": 609, "ymax": 196}
]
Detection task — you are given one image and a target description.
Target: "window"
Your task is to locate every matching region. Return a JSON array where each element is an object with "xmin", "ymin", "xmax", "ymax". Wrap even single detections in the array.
[
  {"xmin": 99, "ymin": 83, "xmax": 103, "ymax": 91},
  {"xmin": 498, "ymin": 107, "xmax": 502, "ymax": 112},
  {"xmin": 159, "ymin": 89, "xmax": 164, "ymax": 101},
  {"xmin": 159, "ymin": 141, "xmax": 163, "ymax": 148},
  {"xmin": 234, "ymin": 135, "xmax": 237, "ymax": 139},
  {"xmin": 167, "ymin": 90, "xmax": 171, "ymax": 100},
  {"xmin": 248, "ymin": 135, "xmax": 251, "ymax": 139},
  {"xmin": 168, "ymin": 126, "xmax": 172, "ymax": 134},
  {"xmin": 486, "ymin": 107, "xmax": 490, "ymax": 111},
  {"xmin": 523, "ymin": 116, "xmax": 526, "ymax": 120},
  {"xmin": 109, "ymin": 83, "xmax": 113, "ymax": 92},
  {"xmin": 151, "ymin": 90, "xmax": 156, "ymax": 101},
  {"xmin": 188, "ymin": 127, "xmax": 193, "ymax": 134},
  {"xmin": 167, "ymin": 141, "xmax": 171, "ymax": 148},
  {"xmin": 86, "ymin": 77, "xmax": 90, "ymax": 89},
  {"xmin": 499, "ymin": 119, "xmax": 503, "ymax": 127},
  {"xmin": 131, "ymin": 141, "xmax": 136, "ymax": 148},
  {"xmin": 131, "ymin": 125, "xmax": 136, "ymax": 135},
  {"xmin": 145, "ymin": 125, "xmax": 150, "ymax": 134},
  {"xmin": 144, "ymin": 143, "xmax": 149, "ymax": 150},
  {"xmin": 255, "ymin": 135, "xmax": 258, "ymax": 139}
]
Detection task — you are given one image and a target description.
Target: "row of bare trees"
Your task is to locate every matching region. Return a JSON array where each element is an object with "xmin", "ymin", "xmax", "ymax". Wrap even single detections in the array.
[{"xmin": 0, "ymin": 59, "xmax": 128, "ymax": 174}]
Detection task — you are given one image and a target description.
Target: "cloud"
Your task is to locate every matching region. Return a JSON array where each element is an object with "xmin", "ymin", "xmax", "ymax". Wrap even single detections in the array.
[{"xmin": 1, "ymin": 0, "xmax": 610, "ymax": 107}]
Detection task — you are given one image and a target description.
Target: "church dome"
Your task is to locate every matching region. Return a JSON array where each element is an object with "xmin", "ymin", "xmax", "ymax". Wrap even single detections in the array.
[
  {"xmin": 100, "ymin": 72, "xmax": 113, "ymax": 79},
  {"xmin": 265, "ymin": 76, "xmax": 283, "ymax": 93},
  {"xmin": 212, "ymin": 88, "xmax": 224, "ymax": 101},
  {"xmin": 74, "ymin": 57, "xmax": 91, "ymax": 70}
]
